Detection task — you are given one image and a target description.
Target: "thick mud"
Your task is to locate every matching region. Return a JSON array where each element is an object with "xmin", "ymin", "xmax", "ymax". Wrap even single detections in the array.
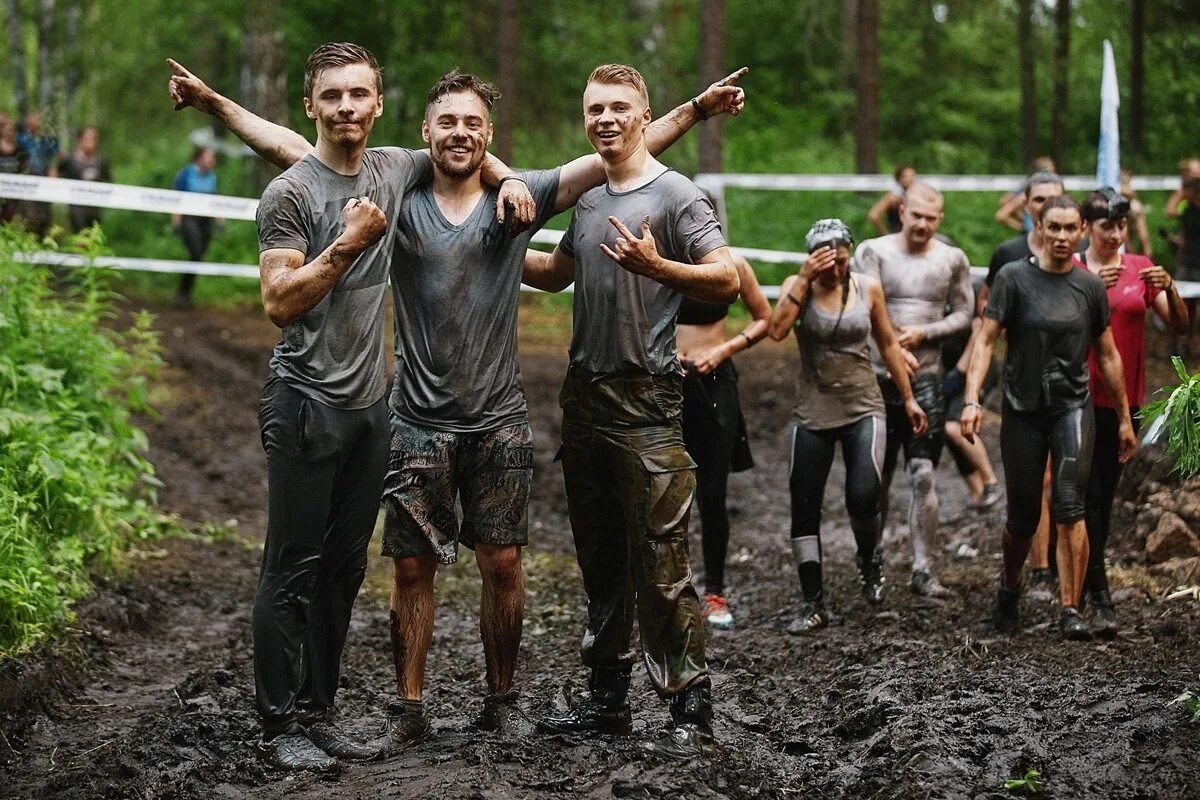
[{"xmin": 1, "ymin": 302, "xmax": 1198, "ymax": 799}]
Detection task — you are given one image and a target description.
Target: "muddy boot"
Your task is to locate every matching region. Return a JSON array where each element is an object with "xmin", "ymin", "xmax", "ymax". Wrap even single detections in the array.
[
  {"xmin": 1089, "ymin": 590, "xmax": 1118, "ymax": 641},
  {"xmin": 642, "ymin": 684, "xmax": 716, "ymax": 760},
  {"xmin": 306, "ymin": 721, "xmax": 380, "ymax": 761},
  {"xmin": 1059, "ymin": 606, "xmax": 1092, "ymax": 641},
  {"xmin": 475, "ymin": 690, "xmax": 533, "ymax": 736},
  {"xmin": 786, "ymin": 600, "xmax": 830, "ymax": 635},
  {"xmin": 910, "ymin": 569, "xmax": 952, "ymax": 598},
  {"xmin": 537, "ymin": 668, "xmax": 633, "ymax": 736},
  {"xmin": 994, "ymin": 582, "xmax": 1021, "ymax": 634},
  {"xmin": 857, "ymin": 552, "xmax": 886, "ymax": 605},
  {"xmin": 375, "ymin": 699, "xmax": 431, "ymax": 757},
  {"xmin": 257, "ymin": 732, "xmax": 339, "ymax": 773}
]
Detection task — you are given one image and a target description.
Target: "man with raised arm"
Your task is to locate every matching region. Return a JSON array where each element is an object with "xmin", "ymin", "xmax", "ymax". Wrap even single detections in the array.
[
  {"xmin": 522, "ymin": 64, "xmax": 741, "ymax": 759},
  {"xmin": 852, "ymin": 183, "xmax": 973, "ymax": 599},
  {"xmin": 173, "ymin": 43, "xmax": 533, "ymax": 773},
  {"xmin": 169, "ymin": 56, "xmax": 745, "ymax": 751}
]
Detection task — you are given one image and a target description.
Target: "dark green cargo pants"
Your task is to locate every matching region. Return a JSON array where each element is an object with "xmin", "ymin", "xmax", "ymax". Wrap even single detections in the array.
[{"xmin": 558, "ymin": 367, "xmax": 710, "ymax": 697}]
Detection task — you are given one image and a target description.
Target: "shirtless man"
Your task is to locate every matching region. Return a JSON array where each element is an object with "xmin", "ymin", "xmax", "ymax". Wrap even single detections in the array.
[
  {"xmin": 853, "ymin": 183, "xmax": 973, "ymax": 599},
  {"xmin": 523, "ymin": 63, "xmax": 741, "ymax": 759},
  {"xmin": 169, "ymin": 57, "xmax": 746, "ymax": 749}
]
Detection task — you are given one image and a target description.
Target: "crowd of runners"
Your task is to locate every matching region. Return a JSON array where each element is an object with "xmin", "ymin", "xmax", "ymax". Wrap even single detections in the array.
[{"xmin": 155, "ymin": 42, "xmax": 1196, "ymax": 772}]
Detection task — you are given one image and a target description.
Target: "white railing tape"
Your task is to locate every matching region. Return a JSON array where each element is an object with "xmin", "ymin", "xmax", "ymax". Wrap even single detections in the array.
[{"xmin": 695, "ymin": 173, "xmax": 1183, "ymax": 193}]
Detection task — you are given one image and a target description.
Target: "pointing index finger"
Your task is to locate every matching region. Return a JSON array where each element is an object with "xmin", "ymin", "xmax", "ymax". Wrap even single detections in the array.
[
  {"xmin": 717, "ymin": 67, "xmax": 750, "ymax": 87},
  {"xmin": 166, "ymin": 58, "xmax": 195, "ymax": 79},
  {"xmin": 608, "ymin": 215, "xmax": 636, "ymax": 240}
]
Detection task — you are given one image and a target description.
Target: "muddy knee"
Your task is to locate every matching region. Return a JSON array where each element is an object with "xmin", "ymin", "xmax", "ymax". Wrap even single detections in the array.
[
  {"xmin": 907, "ymin": 458, "xmax": 936, "ymax": 498},
  {"xmin": 476, "ymin": 544, "xmax": 524, "ymax": 592},
  {"xmin": 392, "ymin": 554, "xmax": 437, "ymax": 591}
]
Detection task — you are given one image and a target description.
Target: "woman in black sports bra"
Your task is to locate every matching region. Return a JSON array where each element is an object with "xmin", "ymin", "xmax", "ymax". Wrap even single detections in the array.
[{"xmin": 677, "ymin": 247, "xmax": 771, "ymax": 630}]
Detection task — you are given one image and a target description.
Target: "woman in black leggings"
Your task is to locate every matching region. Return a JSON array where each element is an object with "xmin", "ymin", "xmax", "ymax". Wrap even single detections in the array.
[
  {"xmin": 961, "ymin": 195, "xmax": 1137, "ymax": 641},
  {"xmin": 1078, "ymin": 188, "xmax": 1187, "ymax": 637},
  {"xmin": 678, "ymin": 250, "xmax": 772, "ymax": 630},
  {"xmin": 769, "ymin": 219, "xmax": 926, "ymax": 634}
]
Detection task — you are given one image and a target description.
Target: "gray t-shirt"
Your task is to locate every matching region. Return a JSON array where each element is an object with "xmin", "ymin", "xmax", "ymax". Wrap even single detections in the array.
[
  {"xmin": 257, "ymin": 147, "xmax": 432, "ymax": 409},
  {"xmin": 388, "ymin": 168, "xmax": 561, "ymax": 432},
  {"xmin": 561, "ymin": 170, "xmax": 726, "ymax": 375},
  {"xmin": 852, "ymin": 233, "xmax": 973, "ymax": 378}
]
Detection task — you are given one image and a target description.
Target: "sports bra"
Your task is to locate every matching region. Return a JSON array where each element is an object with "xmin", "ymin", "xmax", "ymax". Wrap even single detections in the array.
[{"xmin": 678, "ymin": 294, "xmax": 730, "ymax": 325}]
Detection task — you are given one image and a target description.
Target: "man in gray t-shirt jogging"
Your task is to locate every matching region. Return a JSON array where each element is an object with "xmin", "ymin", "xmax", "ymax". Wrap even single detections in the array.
[
  {"xmin": 523, "ymin": 64, "xmax": 742, "ymax": 759},
  {"xmin": 171, "ymin": 45, "xmax": 533, "ymax": 772}
]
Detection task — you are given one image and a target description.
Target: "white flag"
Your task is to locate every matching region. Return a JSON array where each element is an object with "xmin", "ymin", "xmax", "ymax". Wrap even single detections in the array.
[{"xmin": 1097, "ymin": 40, "xmax": 1120, "ymax": 190}]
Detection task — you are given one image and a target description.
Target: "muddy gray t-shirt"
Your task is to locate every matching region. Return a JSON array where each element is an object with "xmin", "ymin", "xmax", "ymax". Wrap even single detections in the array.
[
  {"xmin": 561, "ymin": 170, "xmax": 726, "ymax": 375},
  {"xmin": 257, "ymin": 147, "xmax": 432, "ymax": 409},
  {"xmin": 388, "ymin": 168, "xmax": 561, "ymax": 433}
]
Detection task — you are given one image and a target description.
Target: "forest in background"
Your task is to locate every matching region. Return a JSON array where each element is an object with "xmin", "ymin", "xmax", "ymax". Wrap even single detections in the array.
[{"xmin": 2, "ymin": 1, "xmax": 1199, "ymax": 286}]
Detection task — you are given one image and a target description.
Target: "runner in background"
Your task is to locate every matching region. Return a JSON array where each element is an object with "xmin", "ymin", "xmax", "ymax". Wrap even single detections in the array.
[
  {"xmin": 171, "ymin": 146, "xmax": 219, "ymax": 308},
  {"xmin": 1118, "ymin": 169, "xmax": 1152, "ymax": 258},
  {"xmin": 996, "ymin": 157, "xmax": 1056, "ymax": 233},
  {"xmin": 677, "ymin": 231, "xmax": 771, "ymax": 630},
  {"xmin": 1165, "ymin": 172, "xmax": 1200, "ymax": 357},
  {"xmin": 1077, "ymin": 188, "xmax": 1187, "ymax": 639},
  {"xmin": 16, "ymin": 110, "xmax": 58, "ymax": 237},
  {"xmin": 57, "ymin": 126, "xmax": 112, "ymax": 233},
  {"xmin": 0, "ymin": 114, "xmax": 29, "ymax": 224},
  {"xmin": 868, "ymin": 164, "xmax": 916, "ymax": 235}
]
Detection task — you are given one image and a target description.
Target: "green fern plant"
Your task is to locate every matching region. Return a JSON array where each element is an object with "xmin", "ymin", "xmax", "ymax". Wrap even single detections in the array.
[{"xmin": 1140, "ymin": 356, "xmax": 1200, "ymax": 477}]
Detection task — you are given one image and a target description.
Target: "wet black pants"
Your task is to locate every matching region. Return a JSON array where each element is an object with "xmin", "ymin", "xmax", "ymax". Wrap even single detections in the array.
[
  {"xmin": 1000, "ymin": 402, "xmax": 1095, "ymax": 539},
  {"xmin": 1084, "ymin": 405, "xmax": 1140, "ymax": 594},
  {"xmin": 177, "ymin": 216, "xmax": 212, "ymax": 298},
  {"xmin": 254, "ymin": 376, "xmax": 389, "ymax": 738}
]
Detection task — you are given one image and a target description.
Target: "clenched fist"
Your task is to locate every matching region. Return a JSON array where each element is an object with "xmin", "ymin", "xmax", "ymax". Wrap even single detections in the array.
[{"xmin": 340, "ymin": 197, "xmax": 388, "ymax": 253}]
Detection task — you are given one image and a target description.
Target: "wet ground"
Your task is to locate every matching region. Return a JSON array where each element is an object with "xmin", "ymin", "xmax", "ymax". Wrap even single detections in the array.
[{"xmin": 1, "ymin": 301, "xmax": 1198, "ymax": 799}]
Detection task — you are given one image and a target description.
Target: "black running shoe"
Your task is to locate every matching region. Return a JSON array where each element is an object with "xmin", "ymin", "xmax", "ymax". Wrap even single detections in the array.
[
  {"xmin": 257, "ymin": 732, "xmax": 339, "ymax": 773},
  {"xmin": 1059, "ymin": 606, "xmax": 1092, "ymax": 641},
  {"xmin": 475, "ymin": 690, "xmax": 533, "ymax": 736},
  {"xmin": 786, "ymin": 601, "xmax": 829, "ymax": 635},
  {"xmin": 858, "ymin": 553, "xmax": 886, "ymax": 605},
  {"xmin": 306, "ymin": 721, "xmax": 380, "ymax": 761},
  {"xmin": 537, "ymin": 695, "xmax": 633, "ymax": 736},
  {"xmin": 641, "ymin": 722, "xmax": 716, "ymax": 760},
  {"xmin": 374, "ymin": 700, "xmax": 432, "ymax": 758},
  {"xmin": 1089, "ymin": 590, "xmax": 1118, "ymax": 641},
  {"xmin": 994, "ymin": 584, "xmax": 1021, "ymax": 633},
  {"xmin": 910, "ymin": 569, "xmax": 952, "ymax": 598}
]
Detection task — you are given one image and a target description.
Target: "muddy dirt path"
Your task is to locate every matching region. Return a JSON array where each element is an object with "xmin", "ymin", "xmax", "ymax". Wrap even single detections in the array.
[{"xmin": 1, "ymin": 303, "xmax": 1198, "ymax": 799}]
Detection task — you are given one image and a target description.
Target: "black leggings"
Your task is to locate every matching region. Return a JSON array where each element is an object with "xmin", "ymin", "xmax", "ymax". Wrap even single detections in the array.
[
  {"xmin": 1084, "ymin": 405, "xmax": 1140, "ymax": 595},
  {"xmin": 681, "ymin": 360, "xmax": 745, "ymax": 595},
  {"xmin": 1000, "ymin": 402, "xmax": 1095, "ymax": 539},
  {"xmin": 788, "ymin": 415, "xmax": 886, "ymax": 603},
  {"xmin": 177, "ymin": 216, "xmax": 213, "ymax": 298}
]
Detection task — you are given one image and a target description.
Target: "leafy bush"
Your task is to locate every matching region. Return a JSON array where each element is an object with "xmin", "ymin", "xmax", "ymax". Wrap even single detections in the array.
[
  {"xmin": 0, "ymin": 224, "xmax": 170, "ymax": 657},
  {"xmin": 1140, "ymin": 356, "xmax": 1200, "ymax": 478}
]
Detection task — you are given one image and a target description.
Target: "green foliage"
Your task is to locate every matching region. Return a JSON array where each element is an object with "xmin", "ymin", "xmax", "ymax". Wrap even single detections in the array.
[
  {"xmin": 1169, "ymin": 687, "xmax": 1200, "ymax": 721},
  {"xmin": 1004, "ymin": 768, "xmax": 1045, "ymax": 795},
  {"xmin": 0, "ymin": 224, "xmax": 172, "ymax": 658},
  {"xmin": 1140, "ymin": 356, "xmax": 1200, "ymax": 478}
]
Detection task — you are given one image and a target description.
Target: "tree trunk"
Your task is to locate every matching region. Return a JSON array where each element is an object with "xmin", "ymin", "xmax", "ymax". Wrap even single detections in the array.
[
  {"xmin": 1017, "ymin": 0, "xmax": 1037, "ymax": 167},
  {"xmin": 697, "ymin": 0, "xmax": 725, "ymax": 174},
  {"xmin": 495, "ymin": 0, "xmax": 518, "ymax": 164},
  {"xmin": 1129, "ymin": 0, "xmax": 1145, "ymax": 158},
  {"xmin": 36, "ymin": 0, "xmax": 55, "ymax": 113},
  {"xmin": 6, "ymin": 0, "xmax": 28, "ymax": 114},
  {"xmin": 62, "ymin": 0, "xmax": 80, "ymax": 126},
  {"xmin": 1049, "ymin": 0, "xmax": 1071, "ymax": 169},
  {"xmin": 841, "ymin": 0, "xmax": 858, "ymax": 90},
  {"xmin": 853, "ymin": 0, "xmax": 878, "ymax": 174},
  {"xmin": 243, "ymin": 0, "xmax": 287, "ymax": 189}
]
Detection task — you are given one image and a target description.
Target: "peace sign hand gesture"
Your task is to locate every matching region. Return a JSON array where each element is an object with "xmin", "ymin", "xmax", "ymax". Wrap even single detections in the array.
[{"xmin": 599, "ymin": 216, "xmax": 663, "ymax": 278}]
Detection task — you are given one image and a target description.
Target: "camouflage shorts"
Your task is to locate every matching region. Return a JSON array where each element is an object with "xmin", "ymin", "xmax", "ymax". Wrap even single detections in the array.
[{"xmin": 382, "ymin": 418, "xmax": 533, "ymax": 564}]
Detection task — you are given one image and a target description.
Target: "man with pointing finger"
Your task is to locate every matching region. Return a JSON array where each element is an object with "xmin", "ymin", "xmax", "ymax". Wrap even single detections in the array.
[{"xmin": 523, "ymin": 63, "xmax": 741, "ymax": 759}]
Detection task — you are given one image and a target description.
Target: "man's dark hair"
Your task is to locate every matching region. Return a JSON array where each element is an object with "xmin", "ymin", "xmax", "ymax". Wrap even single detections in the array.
[
  {"xmin": 1025, "ymin": 170, "xmax": 1064, "ymax": 196},
  {"xmin": 893, "ymin": 164, "xmax": 915, "ymax": 182},
  {"xmin": 76, "ymin": 125, "xmax": 98, "ymax": 141},
  {"xmin": 426, "ymin": 69, "xmax": 501, "ymax": 117},
  {"xmin": 1038, "ymin": 194, "xmax": 1082, "ymax": 222},
  {"xmin": 304, "ymin": 42, "xmax": 382, "ymax": 99}
]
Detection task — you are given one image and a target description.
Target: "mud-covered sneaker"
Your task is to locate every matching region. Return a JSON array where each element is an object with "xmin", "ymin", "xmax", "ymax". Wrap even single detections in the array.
[
  {"xmin": 994, "ymin": 583, "xmax": 1021, "ymax": 633},
  {"xmin": 475, "ymin": 690, "xmax": 533, "ymax": 736},
  {"xmin": 1059, "ymin": 606, "xmax": 1092, "ymax": 641},
  {"xmin": 703, "ymin": 594, "xmax": 734, "ymax": 629},
  {"xmin": 786, "ymin": 601, "xmax": 829, "ymax": 635},
  {"xmin": 257, "ymin": 732, "xmax": 339, "ymax": 773},
  {"xmin": 1089, "ymin": 590, "xmax": 1118, "ymax": 641},
  {"xmin": 910, "ymin": 569, "xmax": 953, "ymax": 598},
  {"xmin": 306, "ymin": 721, "xmax": 379, "ymax": 761},
  {"xmin": 857, "ymin": 553, "xmax": 886, "ymax": 605},
  {"xmin": 374, "ymin": 699, "xmax": 431, "ymax": 758},
  {"xmin": 640, "ymin": 722, "xmax": 716, "ymax": 760},
  {"xmin": 971, "ymin": 483, "xmax": 1002, "ymax": 510}
]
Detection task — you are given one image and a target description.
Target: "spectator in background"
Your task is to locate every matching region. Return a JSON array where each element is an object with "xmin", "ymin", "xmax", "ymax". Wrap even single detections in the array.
[
  {"xmin": 0, "ymin": 114, "xmax": 29, "ymax": 224},
  {"xmin": 868, "ymin": 164, "xmax": 916, "ymax": 235},
  {"xmin": 171, "ymin": 146, "xmax": 218, "ymax": 308},
  {"xmin": 1165, "ymin": 175, "xmax": 1200, "ymax": 356},
  {"xmin": 57, "ymin": 126, "xmax": 112, "ymax": 233},
  {"xmin": 996, "ymin": 156, "xmax": 1056, "ymax": 233},
  {"xmin": 17, "ymin": 110, "xmax": 59, "ymax": 237},
  {"xmin": 1118, "ymin": 169, "xmax": 1152, "ymax": 258}
]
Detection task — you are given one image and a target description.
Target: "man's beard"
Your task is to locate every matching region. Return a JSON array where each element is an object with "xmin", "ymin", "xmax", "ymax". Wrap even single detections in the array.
[{"xmin": 432, "ymin": 145, "xmax": 486, "ymax": 179}]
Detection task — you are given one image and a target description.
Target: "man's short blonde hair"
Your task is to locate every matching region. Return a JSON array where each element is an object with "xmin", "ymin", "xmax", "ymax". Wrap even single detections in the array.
[
  {"xmin": 904, "ymin": 181, "xmax": 944, "ymax": 210},
  {"xmin": 586, "ymin": 64, "xmax": 649, "ymax": 105}
]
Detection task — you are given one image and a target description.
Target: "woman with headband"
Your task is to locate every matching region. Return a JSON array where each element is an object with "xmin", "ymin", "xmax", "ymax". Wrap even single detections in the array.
[
  {"xmin": 769, "ymin": 219, "xmax": 927, "ymax": 634},
  {"xmin": 1078, "ymin": 188, "xmax": 1188, "ymax": 638}
]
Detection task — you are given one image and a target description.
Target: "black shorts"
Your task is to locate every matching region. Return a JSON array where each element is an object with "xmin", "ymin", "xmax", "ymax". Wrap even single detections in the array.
[{"xmin": 880, "ymin": 373, "xmax": 946, "ymax": 466}]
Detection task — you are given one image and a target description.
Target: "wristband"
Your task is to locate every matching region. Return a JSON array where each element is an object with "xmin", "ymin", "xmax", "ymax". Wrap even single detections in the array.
[
  {"xmin": 786, "ymin": 292, "xmax": 804, "ymax": 306},
  {"xmin": 740, "ymin": 331, "xmax": 753, "ymax": 346},
  {"xmin": 691, "ymin": 97, "xmax": 708, "ymax": 121},
  {"xmin": 498, "ymin": 175, "xmax": 527, "ymax": 189},
  {"xmin": 962, "ymin": 401, "xmax": 982, "ymax": 411}
]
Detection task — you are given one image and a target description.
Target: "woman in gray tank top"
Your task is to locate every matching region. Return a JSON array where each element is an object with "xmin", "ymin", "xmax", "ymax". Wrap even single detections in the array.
[{"xmin": 768, "ymin": 219, "xmax": 927, "ymax": 634}]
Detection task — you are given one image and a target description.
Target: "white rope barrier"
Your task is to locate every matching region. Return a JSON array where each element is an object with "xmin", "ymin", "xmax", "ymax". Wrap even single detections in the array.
[{"xmin": 695, "ymin": 172, "xmax": 1183, "ymax": 194}]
